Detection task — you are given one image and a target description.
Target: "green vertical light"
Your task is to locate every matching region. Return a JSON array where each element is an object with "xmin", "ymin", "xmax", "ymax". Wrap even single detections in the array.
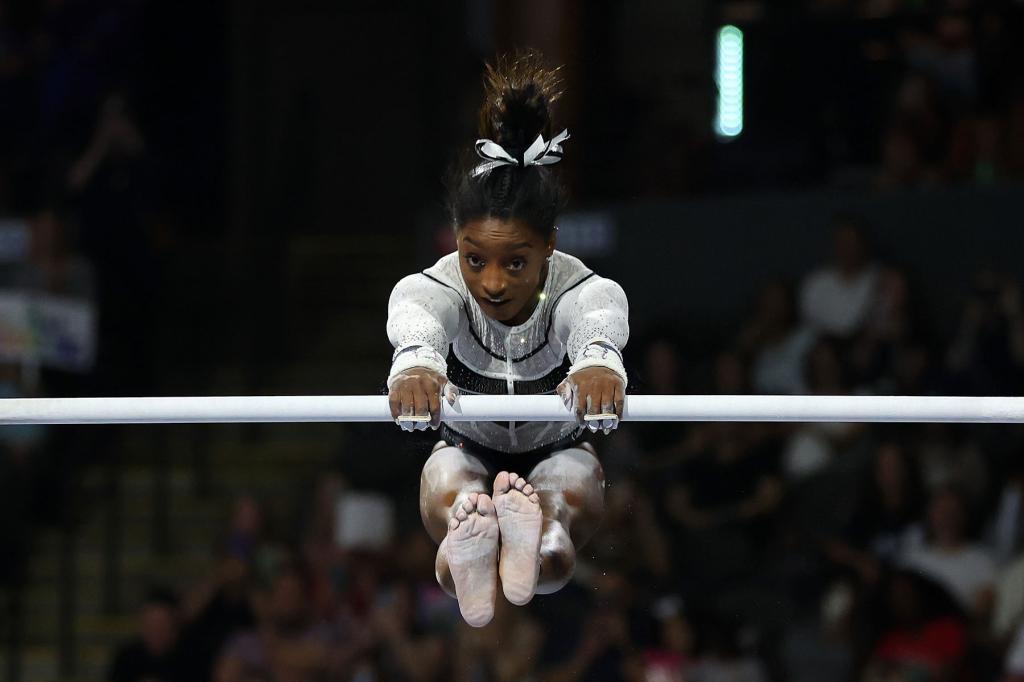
[{"xmin": 715, "ymin": 25, "xmax": 744, "ymax": 139}]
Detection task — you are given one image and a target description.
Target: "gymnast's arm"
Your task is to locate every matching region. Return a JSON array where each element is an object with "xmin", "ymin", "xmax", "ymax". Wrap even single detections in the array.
[
  {"xmin": 553, "ymin": 275, "xmax": 630, "ymax": 430},
  {"xmin": 385, "ymin": 273, "xmax": 463, "ymax": 429}
]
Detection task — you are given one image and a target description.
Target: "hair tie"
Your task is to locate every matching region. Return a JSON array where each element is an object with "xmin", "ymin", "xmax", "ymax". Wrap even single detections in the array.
[{"xmin": 471, "ymin": 129, "xmax": 570, "ymax": 178}]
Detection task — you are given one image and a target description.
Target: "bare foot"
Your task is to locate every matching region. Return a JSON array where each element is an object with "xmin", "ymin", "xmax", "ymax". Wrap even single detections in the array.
[
  {"xmin": 493, "ymin": 471, "xmax": 543, "ymax": 605},
  {"xmin": 445, "ymin": 492, "xmax": 499, "ymax": 627}
]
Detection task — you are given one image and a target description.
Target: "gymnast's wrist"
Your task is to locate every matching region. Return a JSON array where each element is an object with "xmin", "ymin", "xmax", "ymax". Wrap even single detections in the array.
[
  {"xmin": 387, "ymin": 344, "xmax": 447, "ymax": 388},
  {"xmin": 568, "ymin": 341, "xmax": 627, "ymax": 385}
]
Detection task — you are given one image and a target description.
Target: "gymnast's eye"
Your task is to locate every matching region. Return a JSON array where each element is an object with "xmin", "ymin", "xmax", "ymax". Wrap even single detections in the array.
[
  {"xmin": 465, "ymin": 254, "xmax": 484, "ymax": 269},
  {"xmin": 507, "ymin": 258, "xmax": 526, "ymax": 272}
]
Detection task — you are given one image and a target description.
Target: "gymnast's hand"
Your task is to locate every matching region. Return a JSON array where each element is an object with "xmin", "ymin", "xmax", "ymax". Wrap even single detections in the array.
[
  {"xmin": 556, "ymin": 367, "xmax": 625, "ymax": 435},
  {"xmin": 388, "ymin": 368, "xmax": 458, "ymax": 432}
]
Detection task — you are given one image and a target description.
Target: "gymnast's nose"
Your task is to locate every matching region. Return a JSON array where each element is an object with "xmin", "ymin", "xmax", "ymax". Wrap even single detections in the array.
[{"xmin": 481, "ymin": 270, "xmax": 506, "ymax": 298}]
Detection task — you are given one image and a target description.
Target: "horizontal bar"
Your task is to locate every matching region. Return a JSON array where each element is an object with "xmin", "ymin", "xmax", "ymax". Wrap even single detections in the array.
[{"xmin": 1, "ymin": 395, "xmax": 1024, "ymax": 425}]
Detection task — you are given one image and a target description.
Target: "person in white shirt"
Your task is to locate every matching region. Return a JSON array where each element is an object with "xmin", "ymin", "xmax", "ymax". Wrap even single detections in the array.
[
  {"xmin": 799, "ymin": 217, "xmax": 880, "ymax": 339},
  {"xmin": 385, "ymin": 51, "xmax": 628, "ymax": 628},
  {"xmin": 900, "ymin": 486, "xmax": 996, "ymax": 617}
]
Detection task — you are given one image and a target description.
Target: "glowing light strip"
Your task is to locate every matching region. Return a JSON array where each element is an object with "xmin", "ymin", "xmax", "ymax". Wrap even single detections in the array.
[
  {"xmin": 1, "ymin": 395, "xmax": 1023, "ymax": 424},
  {"xmin": 715, "ymin": 25, "xmax": 744, "ymax": 138}
]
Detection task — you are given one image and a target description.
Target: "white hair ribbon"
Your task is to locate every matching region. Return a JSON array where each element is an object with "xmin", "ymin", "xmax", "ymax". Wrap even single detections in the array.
[{"xmin": 471, "ymin": 129, "xmax": 570, "ymax": 178}]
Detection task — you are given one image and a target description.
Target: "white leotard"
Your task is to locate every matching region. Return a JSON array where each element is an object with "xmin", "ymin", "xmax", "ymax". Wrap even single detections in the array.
[{"xmin": 386, "ymin": 249, "xmax": 629, "ymax": 454}]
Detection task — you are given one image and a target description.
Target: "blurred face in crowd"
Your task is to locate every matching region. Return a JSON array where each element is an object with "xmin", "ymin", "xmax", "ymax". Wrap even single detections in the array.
[
  {"xmin": 268, "ymin": 572, "xmax": 310, "ymax": 632},
  {"xmin": 457, "ymin": 217, "xmax": 554, "ymax": 325},
  {"xmin": 928, "ymin": 489, "xmax": 967, "ymax": 547},
  {"xmin": 833, "ymin": 224, "xmax": 868, "ymax": 275},
  {"xmin": 140, "ymin": 604, "xmax": 179, "ymax": 656}
]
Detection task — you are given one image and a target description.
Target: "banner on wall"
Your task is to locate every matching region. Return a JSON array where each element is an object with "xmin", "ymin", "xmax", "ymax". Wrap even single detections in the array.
[{"xmin": 0, "ymin": 291, "xmax": 96, "ymax": 372}]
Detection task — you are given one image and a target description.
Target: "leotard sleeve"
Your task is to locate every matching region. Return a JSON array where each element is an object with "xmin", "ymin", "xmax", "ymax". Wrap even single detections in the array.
[
  {"xmin": 552, "ymin": 275, "xmax": 629, "ymax": 384},
  {"xmin": 386, "ymin": 274, "xmax": 463, "ymax": 387}
]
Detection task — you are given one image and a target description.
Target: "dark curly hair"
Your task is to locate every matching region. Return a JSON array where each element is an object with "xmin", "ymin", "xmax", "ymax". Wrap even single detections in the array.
[{"xmin": 446, "ymin": 49, "xmax": 568, "ymax": 240}]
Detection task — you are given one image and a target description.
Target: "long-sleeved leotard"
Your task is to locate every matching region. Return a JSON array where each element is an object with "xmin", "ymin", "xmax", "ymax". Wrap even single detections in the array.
[{"xmin": 386, "ymin": 249, "xmax": 628, "ymax": 455}]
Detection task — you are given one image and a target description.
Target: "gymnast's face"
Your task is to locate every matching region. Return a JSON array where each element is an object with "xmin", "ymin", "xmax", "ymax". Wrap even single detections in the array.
[{"xmin": 457, "ymin": 217, "xmax": 554, "ymax": 326}]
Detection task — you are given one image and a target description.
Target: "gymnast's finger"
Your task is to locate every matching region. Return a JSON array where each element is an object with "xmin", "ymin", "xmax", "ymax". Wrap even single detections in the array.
[
  {"xmin": 613, "ymin": 381, "xmax": 625, "ymax": 420},
  {"xmin": 574, "ymin": 385, "xmax": 588, "ymax": 426},
  {"xmin": 427, "ymin": 389, "xmax": 441, "ymax": 429},
  {"xmin": 413, "ymin": 384, "xmax": 430, "ymax": 419},
  {"xmin": 388, "ymin": 389, "xmax": 402, "ymax": 420}
]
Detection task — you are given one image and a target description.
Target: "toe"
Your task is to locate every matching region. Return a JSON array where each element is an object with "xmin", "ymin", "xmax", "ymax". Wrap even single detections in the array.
[
  {"xmin": 455, "ymin": 509, "xmax": 468, "ymax": 522},
  {"xmin": 493, "ymin": 471, "xmax": 510, "ymax": 495},
  {"xmin": 514, "ymin": 477, "xmax": 527, "ymax": 491},
  {"xmin": 467, "ymin": 492, "xmax": 478, "ymax": 505},
  {"xmin": 478, "ymin": 494, "xmax": 495, "ymax": 516},
  {"xmin": 529, "ymin": 492, "xmax": 540, "ymax": 504},
  {"xmin": 508, "ymin": 472, "xmax": 520, "ymax": 488},
  {"xmin": 449, "ymin": 517, "xmax": 459, "ymax": 531},
  {"xmin": 522, "ymin": 483, "xmax": 534, "ymax": 496},
  {"xmin": 462, "ymin": 498, "xmax": 475, "ymax": 513}
]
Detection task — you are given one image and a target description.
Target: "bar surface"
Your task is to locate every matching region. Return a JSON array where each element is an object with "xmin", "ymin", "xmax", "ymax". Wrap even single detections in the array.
[{"xmin": 1, "ymin": 395, "xmax": 1024, "ymax": 425}]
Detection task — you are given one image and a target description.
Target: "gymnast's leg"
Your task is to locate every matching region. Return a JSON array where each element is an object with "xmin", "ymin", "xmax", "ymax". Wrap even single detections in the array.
[
  {"xmin": 495, "ymin": 443, "xmax": 605, "ymax": 601},
  {"xmin": 419, "ymin": 442, "xmax": 497, "ymax": 627},
  {"xmin": 530, "ymin": 443, "xmax": 606, "ymax": 594}
]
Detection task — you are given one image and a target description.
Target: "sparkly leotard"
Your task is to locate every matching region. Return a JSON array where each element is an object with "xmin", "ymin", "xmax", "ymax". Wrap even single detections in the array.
[{"xmin": 386, "ymin": 249, "xmax": 628, "ymax": 456}]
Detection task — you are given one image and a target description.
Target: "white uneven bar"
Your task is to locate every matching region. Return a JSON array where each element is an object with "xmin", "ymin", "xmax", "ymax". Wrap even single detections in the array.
[{"xmin": 1, "ymin": 394, "xmax": 1024, "ymax": 425}]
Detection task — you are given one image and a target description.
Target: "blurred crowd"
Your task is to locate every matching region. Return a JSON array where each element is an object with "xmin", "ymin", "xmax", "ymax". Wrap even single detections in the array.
[
  {"xmin": 105, "ymin": 218, "xmax": 1024, "ymax": 682},
  {"xmin": 0, "ymin": 0, "xmax": 167, "ymax": 595},
  {"xmin": 693, "ymin": 0, "xmax": 1024, "ymax": 194}
]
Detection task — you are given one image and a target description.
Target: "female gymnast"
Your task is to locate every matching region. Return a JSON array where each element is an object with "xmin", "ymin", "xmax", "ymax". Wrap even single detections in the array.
[{"xmin": 385, "ymin": 50, "xmax": 629, "ymax": 627}]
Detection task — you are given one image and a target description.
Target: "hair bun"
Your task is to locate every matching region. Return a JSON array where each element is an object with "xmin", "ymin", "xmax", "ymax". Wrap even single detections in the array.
[{"xmin": 478, "ymin": 49, "xmax": 564, "ymax": 162}]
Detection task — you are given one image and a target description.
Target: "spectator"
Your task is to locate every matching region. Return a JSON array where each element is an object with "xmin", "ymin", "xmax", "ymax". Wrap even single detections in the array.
[
  {"xmin": 107, "ymin": 587, "xmax": 188, "ymax": 682},
  {"xmin": 736, "ymin": 278, "xmax": 816, "ymax": 395},
  {"xmin": 633, "ymin": 596, "xmax": 696, "ymax": 682},
  {"xmin": 900, "ymin": 486, "xmax": 996, "ymax": 619},
  {"xmin": 687, "ymin": 617, "xmax": 768, "ymax": 682},
  {"xmin": 826, "ymin": 438, "xmax": 926, "ymax": 585},
  {"xmin": 781, "ymin": 337, "xmax": 866, "ymax": 480},
  {"xmin": 946, "ymin": 269, "xmax": 1024, "ymax": 396},
  {"xmin": 799, "ymin": 216, "xmax": 880, "ymax": 339},
  {"xmin": 453, "ymin": 596, "xmax": 541, "ymax": 682},
  {"xmin": 214, "ymin": 562, "xmax": 339, "ymax": 682},
  {"xmin": 862, "ymin": 570, "xmax": 967, "ymax": 682}
]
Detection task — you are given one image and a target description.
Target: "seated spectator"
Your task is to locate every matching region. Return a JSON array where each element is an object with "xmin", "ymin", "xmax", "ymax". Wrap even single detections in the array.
[
  {"xmin": 846, "ymin": 266, "xmax": 938, "ymax": 394},
  {"xmin": 635, "ymin": 596, "xmax": 696, "ymax": 682},
  {"xmin": 107, "ymin": 587, "xmax": 188, "ymax": 682},
  {"xmin": 781, "ymin": 337, "xmax": 866, "ymax": 480},
  {"xmin": 918, "ymin": 423, "xmax": 987, "ymax": 509},
  {"xmin": 826, "ymin": 438, "xmax": 926, "ymax": 585},
  {"xmin": 799, "ymin": 216, "xmax": 880, "ymax": 339},
  {"xmin": 736, "ymin": 278, "xmax": 816, "ymax": 395},
  {"xmin": 900, "ymin": 486, "xmax": 996, "ymax": 618},
  {"xmin": 666, "ymin": 420, "xmax": 782, "ymax": 596},
  {"xmin": 863, "ymin": 570, "xmax": 967, "ymax": 682},
  {"xmin": 453, "ymin": 596, "xmax": 542, "ymax": 682},
  {"xmin": 214, "ymin": 562, "xmax": 339, "ymax": 682},
  {"xmin": 946, "ymin": 269, "xmax": 1024, "ymax": 396},
  {"xmin": 687, "ymin": 617, "xmax": 768, "ymax": 682}
]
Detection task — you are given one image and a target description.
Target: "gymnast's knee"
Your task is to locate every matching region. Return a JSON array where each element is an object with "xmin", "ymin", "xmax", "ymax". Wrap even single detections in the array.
[
  {"xmin": 536, "ymin": 524, "xmax": 576, "ymax": 595},
  {"xmin": 419, "ymin": 444, "xmax": 487, "ymax": 537}
]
